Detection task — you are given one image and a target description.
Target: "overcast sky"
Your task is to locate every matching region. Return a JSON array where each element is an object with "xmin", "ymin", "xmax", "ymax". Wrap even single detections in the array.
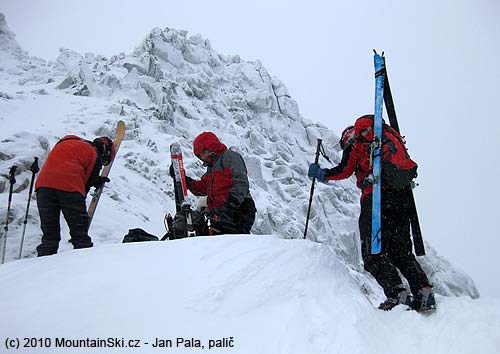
[{"xmin": 2, "ymin": 0, "xmax": 499, "ymax": 296}]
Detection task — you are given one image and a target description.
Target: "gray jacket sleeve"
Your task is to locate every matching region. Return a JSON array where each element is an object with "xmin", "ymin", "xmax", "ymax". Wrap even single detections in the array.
[{"xmin": 222, "ymin": 150, "xmax": 251, "ymax": 206}]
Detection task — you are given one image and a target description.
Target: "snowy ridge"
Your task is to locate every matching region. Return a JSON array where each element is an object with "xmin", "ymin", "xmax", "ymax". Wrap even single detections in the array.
[
  {"xmin": 0, "ymin": 236, "xmax": 498, "ymax": 354},
  {"xmin": 0, "ymin": 10, "xmax": 478, "ymax": 305}
]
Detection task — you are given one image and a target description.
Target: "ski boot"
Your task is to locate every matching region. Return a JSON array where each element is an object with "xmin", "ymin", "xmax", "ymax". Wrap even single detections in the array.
[
  {"xmin": 411, "ymin": 286, "xmax": 436, "ymax": 313},
  {"xmin": 378, "ymin": 288, "xmax": 412, "ymax": 311}
]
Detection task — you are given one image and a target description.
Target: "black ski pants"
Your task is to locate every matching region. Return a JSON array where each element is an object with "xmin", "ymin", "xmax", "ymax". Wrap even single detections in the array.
[
  {"xmin": 213, "ymin": 198, "xmax": 257, "ymax": 235},
  {"xmin": 359, "ymin": 188, "xmax": 429, "ymax": 298},
  {"xmin": 36, "ymin": 188, "xmax": 93, "ymax": 256}
]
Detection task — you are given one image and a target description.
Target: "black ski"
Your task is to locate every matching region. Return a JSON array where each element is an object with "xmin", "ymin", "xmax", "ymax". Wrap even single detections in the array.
[{"xmin": 383, "ymin": 61, "xmax": 425, "ymax": 256}]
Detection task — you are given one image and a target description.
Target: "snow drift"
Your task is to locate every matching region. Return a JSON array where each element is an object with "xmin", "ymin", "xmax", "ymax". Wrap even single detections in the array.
[{"xmin": 0, "ymin": 236, "xmax": 498, "ymax": 354}]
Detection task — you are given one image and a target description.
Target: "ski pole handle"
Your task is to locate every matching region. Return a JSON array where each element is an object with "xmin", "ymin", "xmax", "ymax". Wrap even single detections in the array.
[
  {"xmin": 304, "ymin": 139, "xmax": 322, "ymax": 240},
  {"xmin": 8, "ymin": 165, "xmax": 17, "ymax": 185},
  {"xmin": 30, "ymin": 157, "xmax": 40, "ymax": 174},
  {"xmin": 6, "ymin": 165, "xmax": 17, "ymax": 210},
  {"xmin": 313, "ymin": 139, "xmax": 322, "ymax": 165}
]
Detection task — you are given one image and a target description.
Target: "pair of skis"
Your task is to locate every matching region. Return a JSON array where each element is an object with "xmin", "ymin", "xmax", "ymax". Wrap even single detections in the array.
[
  {"xmin": 169, "ymin": 143, "xmax": 196, "ymax": 238},
  {"xmin": 370, "ymin": 51, "xmax": 425, "ymax": 256}
]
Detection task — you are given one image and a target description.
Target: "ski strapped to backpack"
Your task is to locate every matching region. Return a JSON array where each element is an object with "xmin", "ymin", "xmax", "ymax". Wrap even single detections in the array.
[
  {"xmin": 370, "ymin": 51, "xmax": 385, "ymax": 255},
  {"xmin": 87, "ymin": 120, "xmax": 126, "ymax": 226},
  {"xmin": 369, "ymin": 50, "xmax": 424, "ymax": 256},
  {"xmin": 382, "ymin": 57, "xmax": 425, "ymax": 256},
  {"xmin": 170, "ymin": 143, "xmax": 196, "ymax": 237}
]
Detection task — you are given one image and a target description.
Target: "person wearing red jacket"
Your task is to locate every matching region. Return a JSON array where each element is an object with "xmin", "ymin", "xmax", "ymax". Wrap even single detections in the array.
[
  {"xmin": 35, "ymin": 135, "xmax": 115, "ymax": 256},
  {"xmin": 308, "ymin": 115, "xmax": 435, "ymax": 312},
  {"xmin": 183, "ymin": 132, "xmax": 256, "ymax": 235}
]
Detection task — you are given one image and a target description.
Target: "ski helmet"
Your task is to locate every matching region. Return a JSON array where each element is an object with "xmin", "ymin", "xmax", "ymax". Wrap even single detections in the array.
[
  {"xmin": 340, "ymin": 125, "xmax": 356, "ymax": 150},
  {"xmin": 93, "ymin": 137, "xmax": 116, "ymax": 166}
]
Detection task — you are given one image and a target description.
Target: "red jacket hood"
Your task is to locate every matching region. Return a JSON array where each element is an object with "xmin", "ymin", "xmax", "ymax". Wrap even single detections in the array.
[
  {"xmin": 354, "ymin": 115, "xmax": 374, "ymax": 140},
  {"xmin": 193, "ymin": 132, "xmax": 227, "ymax": 156}
]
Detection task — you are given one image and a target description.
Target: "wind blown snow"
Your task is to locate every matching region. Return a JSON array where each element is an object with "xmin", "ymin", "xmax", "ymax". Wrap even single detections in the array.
[{"xmin": 0, "ymin": 13, "xmax": 498, "ymax": 354}]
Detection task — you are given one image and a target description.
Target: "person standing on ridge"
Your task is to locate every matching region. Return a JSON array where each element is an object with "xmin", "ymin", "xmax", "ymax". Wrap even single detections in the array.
[
  {"xmin": 308, "ymin": 115, "xmax": 436, "ymax": 312},
  {"xmin": 177, "ymin": 131, "xmax": 256, "ymax": 235},
  {"xmin": 35, "ymin": 135, "xmax": 115, "ymax": 256}
]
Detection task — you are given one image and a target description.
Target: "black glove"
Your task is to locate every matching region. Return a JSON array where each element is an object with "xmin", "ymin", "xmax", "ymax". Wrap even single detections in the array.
[
  {"xmin": 185, "ymin": 176, "xmax": 194, "ymax": 188},
  {"xmin": 93, "ymin": 176, "xmax": 110, "ymax": 189}
]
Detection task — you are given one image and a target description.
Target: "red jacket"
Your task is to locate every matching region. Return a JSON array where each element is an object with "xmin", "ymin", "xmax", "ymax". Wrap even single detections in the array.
[
  {"xmin": 35, "ymin": 135, "xmax": 98, "ymax": 196},
  {"xmin": 326, "ymin": 116, "xmax": 391, "ymax": 201},
  {"xmin": 188, "ymin": 132, "xmax": 252, "ymax": 213},
  {"xmin": 325, "ymin": 141, "xmax": 373, "ymax": 201}
]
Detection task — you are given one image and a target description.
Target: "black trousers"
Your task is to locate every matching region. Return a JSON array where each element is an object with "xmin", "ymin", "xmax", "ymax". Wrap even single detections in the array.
[
  {"xmin": 213, "ymin": 198, "xmax": 257, "ymax": 235},
  {"xmin": 359, "ymin": 188, "xmax": 429, "ymax": 297},
  {"xmin": 36, "ymin": 188, "xmax": 93, "ymax": 256}
]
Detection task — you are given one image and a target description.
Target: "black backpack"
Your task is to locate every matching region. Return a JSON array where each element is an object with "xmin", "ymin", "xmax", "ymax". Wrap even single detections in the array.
[
  {"xmin": 380, "ymin": 124, "xmax": 418, "ymax": 188},
  {"xmin": 354, "ymin": 115, "xmax": 418, "ymax": 189},
  {"xmin": 122, "ymin": 228, "xmax": 159, "ymax": 243}
]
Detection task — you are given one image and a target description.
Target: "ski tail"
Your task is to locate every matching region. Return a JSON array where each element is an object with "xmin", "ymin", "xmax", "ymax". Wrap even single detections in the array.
[{"xmin": 87, "ymin": 120, "xmax": 126, "ymax": 225}]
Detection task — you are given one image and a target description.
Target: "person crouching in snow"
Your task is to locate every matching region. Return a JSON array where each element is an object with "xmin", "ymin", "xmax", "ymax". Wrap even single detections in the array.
[
  {"xmin": 183, "ymin": 132, "xmax": 256, "ymax": 235},
  {"xmin": 35, "ymin": 135, "xmax": 115, "ymax": 256},
  {"xmin": 308, "ymin": 116, "xmax": 436, "ymax": 313}
]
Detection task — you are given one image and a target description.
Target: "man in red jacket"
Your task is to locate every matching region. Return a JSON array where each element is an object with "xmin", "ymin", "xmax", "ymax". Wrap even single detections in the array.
[
  {"xmin": 184, "ymin": 132, "xmax": 256, "ymax": 235},
  {"xmin": 35, "ymin": 135, "xmax": 115, "ymax": 256},
  {"xmin": 308, "ymin": 115, "xmax": 436, "ymax": 313}
]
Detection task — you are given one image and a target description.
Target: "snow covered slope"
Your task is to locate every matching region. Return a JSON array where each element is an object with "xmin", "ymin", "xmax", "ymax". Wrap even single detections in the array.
[
  {"xmin": 0, "ymin": 10, "xmax": 478, "ymax": 305},
  {"xmin": 0, "ymin": 236, "xmax": 498, "ymax": 354}
]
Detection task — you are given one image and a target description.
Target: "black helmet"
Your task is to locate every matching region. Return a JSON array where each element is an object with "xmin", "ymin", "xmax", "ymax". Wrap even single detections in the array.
[
  {"xmin": 92, "ymin": 137, "xmax": 116, "ymax": 166},
  {"xmin": 340, "ymin": 125, "xmax": 356, "ymax": 150}
]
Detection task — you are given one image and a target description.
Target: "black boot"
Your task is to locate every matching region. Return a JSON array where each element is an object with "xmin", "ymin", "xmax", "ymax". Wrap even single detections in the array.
[
  {"xmin": 411, "ymin": 286, "xmax": 436, "ymax": 312},
  {"xmin": 379, "ymin": 288, "xmax": 412, "ymax": 311}
]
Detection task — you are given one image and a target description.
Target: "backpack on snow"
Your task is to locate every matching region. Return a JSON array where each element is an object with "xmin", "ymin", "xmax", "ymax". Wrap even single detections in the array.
[{"xmin": 122, "ymin": 228, "xmax": 159, "ymax": 243}]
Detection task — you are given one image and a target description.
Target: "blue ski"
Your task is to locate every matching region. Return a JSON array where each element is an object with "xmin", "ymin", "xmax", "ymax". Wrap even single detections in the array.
[{"xmin": 371, "ymin": 51, "xmax": 385, "ymax": 254}]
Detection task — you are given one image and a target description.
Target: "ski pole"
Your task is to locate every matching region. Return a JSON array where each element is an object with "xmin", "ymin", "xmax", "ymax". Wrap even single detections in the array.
[
  {"xmin": 1, "ymin": 165, "xmax": 17, "ymax": 264},
  {"xmin": 304, "ymin": 139, "xmax": 322, "ymax": 240},
  {"xmin": 18, "ymin": 157, "xmax": 40, "ymax": 259}
]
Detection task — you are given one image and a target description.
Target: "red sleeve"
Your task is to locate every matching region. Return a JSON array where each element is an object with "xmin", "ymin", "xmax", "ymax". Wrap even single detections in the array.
[
  {"xmin": 188, "ymin": 174, "xmax": 209, "ymax": 196},
  {"xmin": 325, "ymin": 143, "xmax": 358, "ymax": 181}
]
